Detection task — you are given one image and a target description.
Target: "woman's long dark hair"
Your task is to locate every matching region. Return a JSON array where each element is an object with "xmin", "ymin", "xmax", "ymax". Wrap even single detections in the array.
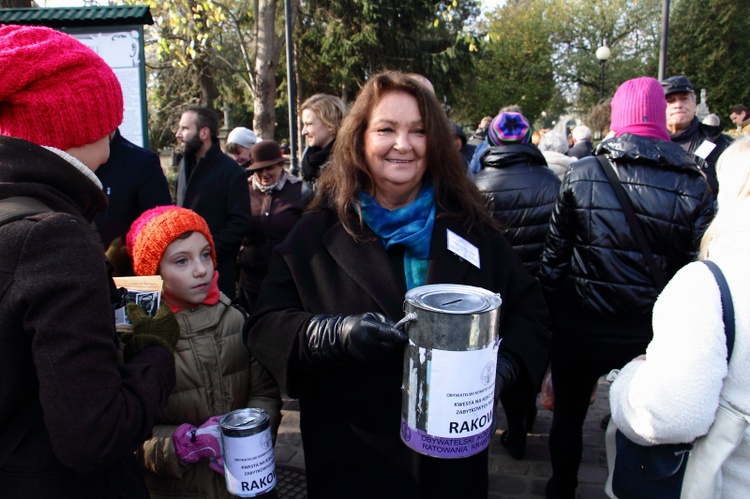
[{"xmin": 309, "ymin": 70, "xmax": 496, "ymax": 240}]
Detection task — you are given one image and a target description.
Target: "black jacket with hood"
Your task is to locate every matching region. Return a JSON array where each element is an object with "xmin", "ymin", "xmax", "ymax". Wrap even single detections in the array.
[
  {"xmin": 537, "ymin": 133, "xmax": 714, "ymax": 345},
  {"xmin": 474, "ymin": 143, "xmax": 561, "ymax": 276}
]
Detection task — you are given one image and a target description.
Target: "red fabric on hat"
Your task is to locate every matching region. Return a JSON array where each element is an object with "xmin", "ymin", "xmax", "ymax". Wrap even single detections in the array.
[{"xmin": 0, "ymin": 25, "xmax": 123, "ymax": 150}]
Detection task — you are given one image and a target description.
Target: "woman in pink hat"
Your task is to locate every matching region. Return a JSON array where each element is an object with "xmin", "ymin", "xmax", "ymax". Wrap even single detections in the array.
[
  {"xmin": 537, "ymin": 77, "xmax": 714, "ymax": 499},
  {"xmin": 0, "ymin": 25, "xmax": 178, "ymax": 498}
]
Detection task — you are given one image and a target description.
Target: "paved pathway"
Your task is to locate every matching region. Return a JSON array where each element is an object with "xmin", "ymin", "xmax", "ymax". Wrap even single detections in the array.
[{"xmin": 274, "ymin": 378, "xmax": 613, "ymax": 498}]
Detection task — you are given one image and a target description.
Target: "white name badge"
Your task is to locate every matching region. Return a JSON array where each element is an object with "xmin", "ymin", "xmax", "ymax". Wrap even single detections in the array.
[
  {"xmin": 446, "ymin": 229, "xmax": 480, "ymax": 269},
  {"xmin": 694, "ymin": 140, "xmax": 716, "ymax": 160}
]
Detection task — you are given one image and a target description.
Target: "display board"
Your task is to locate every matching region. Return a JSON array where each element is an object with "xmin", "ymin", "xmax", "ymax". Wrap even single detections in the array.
[{"xmin": 69, "ymin": 28, "xmax": 148, "ymax": 148}]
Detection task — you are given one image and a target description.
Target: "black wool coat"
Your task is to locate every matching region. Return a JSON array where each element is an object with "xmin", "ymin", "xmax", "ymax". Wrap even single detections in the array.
[
  {"xmin": 669, "ymin": 117, "xmax": 733, "ymax": 194},
  {"xmin": 0, "ymin": 136, "xmax": 175, "ymax": 498},
  {"xmin": 176, "ymin": 139, "xmax": 252, "ymax": 296},
  {"xmin": 94, "ymin": 129, "xmax": 172, "ymax": 249},
  {"xmin": 245, "ymin": 203, "xmax": 550, "ymax": 499}
]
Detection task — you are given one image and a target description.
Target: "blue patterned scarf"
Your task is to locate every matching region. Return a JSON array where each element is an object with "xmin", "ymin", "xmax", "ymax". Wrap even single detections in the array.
[{"xmin": 356, "ymin": 183, "xmax": 435, "ymax": 290}]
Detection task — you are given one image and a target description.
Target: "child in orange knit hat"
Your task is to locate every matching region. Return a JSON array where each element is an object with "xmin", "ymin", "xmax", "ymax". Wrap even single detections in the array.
[{"xmin": 126, "ymin": 205, "xmax": 282, "ymax": 498}]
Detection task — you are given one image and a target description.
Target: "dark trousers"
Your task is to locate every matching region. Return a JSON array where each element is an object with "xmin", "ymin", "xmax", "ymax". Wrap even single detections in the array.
[
  {"xmin": 546, "ymin": 332, "xmax": 648, "ymax": 499},
  {"xmin": 414, "ymin": 449, "xmax": 488, "ymax": 498},
  {"xmin": 501, "ymin": 374, "xmax": 537, "ymax": 431}
]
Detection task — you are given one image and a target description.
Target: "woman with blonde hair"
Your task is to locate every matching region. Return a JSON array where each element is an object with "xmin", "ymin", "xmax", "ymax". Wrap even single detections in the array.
[
  {"xmin": 299, "ymin": 93, "xmax": 348, "ymax": 184},
  {"xmin": 246, "ymin": 71, "xmax": 550, "ymax": 498},
  {"xmin": 610, "ymin": 136, "xmax": 750, "ymax": 498}
]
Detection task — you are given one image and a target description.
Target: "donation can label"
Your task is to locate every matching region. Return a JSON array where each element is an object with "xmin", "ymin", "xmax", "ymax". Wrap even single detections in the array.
[
  {"xmin": 223, "ymin": 427, "xmax": 276, "ymax": 497},
  {"xmin": 401, "ymin": 341, "xmax": 499, "ymax": 459},
  {"xmin": 425, "ymin": 343, "xmax": 498, "ymax": 438}
]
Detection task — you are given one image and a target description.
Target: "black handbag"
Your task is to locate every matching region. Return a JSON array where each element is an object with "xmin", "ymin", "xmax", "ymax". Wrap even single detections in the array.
[
  {"xmin": 596, "ymin": 156, "xmax": 736, "ymax": 498},
  {"xmin": 612, "ymin": 432, "xmax": 692, "ymax": 498}
]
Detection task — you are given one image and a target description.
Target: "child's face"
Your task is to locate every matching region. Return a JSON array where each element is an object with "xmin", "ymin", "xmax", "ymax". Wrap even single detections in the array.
[{"xmin": 160, "ymin": 232, "xmax": 214, "ymax": 309}]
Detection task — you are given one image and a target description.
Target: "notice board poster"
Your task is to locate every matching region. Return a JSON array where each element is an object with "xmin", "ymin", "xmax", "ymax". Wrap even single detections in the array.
[{"xmin": 70, "ymin": 29, "xmax": 147, "ymax": 148}]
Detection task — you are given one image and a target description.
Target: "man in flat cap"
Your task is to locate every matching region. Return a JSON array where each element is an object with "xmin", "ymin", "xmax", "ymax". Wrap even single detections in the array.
[{"xmin": 662, "ymin": 75, "xmax": 732, "ymax": 194}]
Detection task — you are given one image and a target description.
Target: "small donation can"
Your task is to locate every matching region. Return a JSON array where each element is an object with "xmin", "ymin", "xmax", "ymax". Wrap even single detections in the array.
[
  {"xmin": 220, "ymin": 408, "xmax": 276, "ymax": 497},
  {"xmin": 400, "ymin": 284, "xmax": 502, "ymax": 459}
]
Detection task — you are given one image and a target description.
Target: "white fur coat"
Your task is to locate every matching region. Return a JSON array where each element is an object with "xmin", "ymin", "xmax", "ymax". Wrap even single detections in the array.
[
  {"xmin": 609, "ymin": 231, "xmax": 750, "ymax": 498},
  {"xmin": 541, "ymin": 150, "xmax": 575, "ymax": 181}
]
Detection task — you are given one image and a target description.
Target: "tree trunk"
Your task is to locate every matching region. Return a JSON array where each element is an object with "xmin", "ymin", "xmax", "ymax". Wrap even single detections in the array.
[
  {"xmin": 195, "ymin": 53, "xmax": 220, "ymax": 111},
  {"xmin": 253, "ymin": 0, "xmax": 278, "ymax": 140}
]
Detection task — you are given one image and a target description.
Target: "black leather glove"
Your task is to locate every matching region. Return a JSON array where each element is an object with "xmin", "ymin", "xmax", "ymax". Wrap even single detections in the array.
[
  {"xmin": 494, "ymin": 353, "xmax": 517, "ymax": 400},
  {"xmin": 123, "ymin": 302, "xmax": 180, "ymax": 361},
  {"xmin": 300, "ymin": 312, "xmax": 407, "ymax": 366}
]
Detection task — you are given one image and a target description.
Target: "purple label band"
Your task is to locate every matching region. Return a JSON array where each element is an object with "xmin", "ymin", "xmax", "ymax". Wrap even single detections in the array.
[{"xmin": 400, "ymin": 417, "xmax": 492, "ymax": 459}]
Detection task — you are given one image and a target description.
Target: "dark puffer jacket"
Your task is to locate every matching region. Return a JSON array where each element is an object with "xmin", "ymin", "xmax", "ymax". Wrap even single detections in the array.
[
  {"xmin": 474, "ymin": 143, "xmax": 561, "ymax": 276},
  {"xmin": 537, "ymin": 133, "xmax": 714, "ymax": 344},
  {"xmin": 669, "ymin": 117, "xmax": 733, "ymax": 194}
]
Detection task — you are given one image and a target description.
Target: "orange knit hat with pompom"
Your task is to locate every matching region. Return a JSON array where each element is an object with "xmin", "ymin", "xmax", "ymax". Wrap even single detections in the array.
[{"xmin": 126, "ymin": 206, "xmax": 216, "ymax": 276}]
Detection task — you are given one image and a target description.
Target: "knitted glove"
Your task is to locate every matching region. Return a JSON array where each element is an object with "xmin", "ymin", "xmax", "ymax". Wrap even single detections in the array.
[
  {"xmin": 123, "ymin": 302, "xmax": 180, "ymax": 361},
  {"xmin": 174, "ymin": 416, "xmax": 225, "ymax": 475}
]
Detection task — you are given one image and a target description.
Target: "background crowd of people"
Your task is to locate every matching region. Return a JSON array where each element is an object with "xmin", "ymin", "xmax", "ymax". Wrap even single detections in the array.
[{"xmin": 3, "ymin": 22, "xmax": 749, "ymax": 499}]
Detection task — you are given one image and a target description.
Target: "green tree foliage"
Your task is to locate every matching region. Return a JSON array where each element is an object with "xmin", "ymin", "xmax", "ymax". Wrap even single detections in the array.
[
  {"xmin": 668, "ymin": 0, "xmax": 750, "ymax": 124},
  {"xmin": 294, "ymin": 0, "xmax": 480, "ymax": 103},
  {"xmin": 142, "ymin": 0, "xmax": 244, "ymax": 149},
  {"xmin": 452, "ymin": 0, "xmax": 556, "ymax": 127},
  {"xmin": 546, "ymin": 0, "xmax": 663, "ymax": 108},
  {"xmin": 140, "ymin": 0, "xmax": 292, "ymax": 149},
  {"xmin": 459, "ymin": 0, "xmax": 662, "ymax": 130}
]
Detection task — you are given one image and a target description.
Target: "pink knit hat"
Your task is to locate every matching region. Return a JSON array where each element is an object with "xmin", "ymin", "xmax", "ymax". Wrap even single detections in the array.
[
  {"xmin": 126, "ymin": 206, "xmax": 216, "ymax": 276},
  {"xmin": 0, "ymin": 25, "xmax": 123, "ymax": 150},
  {"xmin": 610, "ymin": 77, "xmax": 669, "ymax": 140}
]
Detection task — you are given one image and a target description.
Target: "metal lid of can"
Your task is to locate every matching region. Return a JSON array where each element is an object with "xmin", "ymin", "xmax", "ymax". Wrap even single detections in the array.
[
  {"xmin": 220, "ymin": 407, "xmax": 269, "ymax": 431},
  {"xmin": 404, "ymin": 284, "xmax": 502, "ymax": 314}
]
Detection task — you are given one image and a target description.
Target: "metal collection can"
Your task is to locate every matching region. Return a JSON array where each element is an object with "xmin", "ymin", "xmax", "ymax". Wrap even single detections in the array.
[
  {"xmin": 220, "ymin": 408, "xmax": 276, "ymax": 497},
  {"xmin": 400, "ymin": 284, "xmax": 502, "ymax": 459}
]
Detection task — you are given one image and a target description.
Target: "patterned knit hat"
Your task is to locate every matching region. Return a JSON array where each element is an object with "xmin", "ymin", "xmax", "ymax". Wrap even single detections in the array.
[
  {"xmin": 488, "ymin": 112, "xmax": 532, "ymax": 146},
  {"xmin": 610, "ymin": 77, "xmax": 667, "ymax": 132},
  {"xmin": 0, "ymin": 25, "xmax": 123, "ymax": 150},
  {"xmin": 126, "ymin": 206, "xmax": 216, "ymax": 276}
]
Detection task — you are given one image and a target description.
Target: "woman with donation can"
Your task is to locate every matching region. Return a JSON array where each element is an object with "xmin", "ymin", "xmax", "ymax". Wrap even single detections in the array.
[
  {"xmin": 245, "ymin": 70, "xmax": 550, "ymax": 498},
  {"xmin": 125, "ymin": 206, "xmax": 282, "ymax": 498}
]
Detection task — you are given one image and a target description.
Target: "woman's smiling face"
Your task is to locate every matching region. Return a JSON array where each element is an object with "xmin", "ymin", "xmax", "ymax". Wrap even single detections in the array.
[{"xmin": 363, "ymin": 90, "xmax": 427, "ymax": 208}]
